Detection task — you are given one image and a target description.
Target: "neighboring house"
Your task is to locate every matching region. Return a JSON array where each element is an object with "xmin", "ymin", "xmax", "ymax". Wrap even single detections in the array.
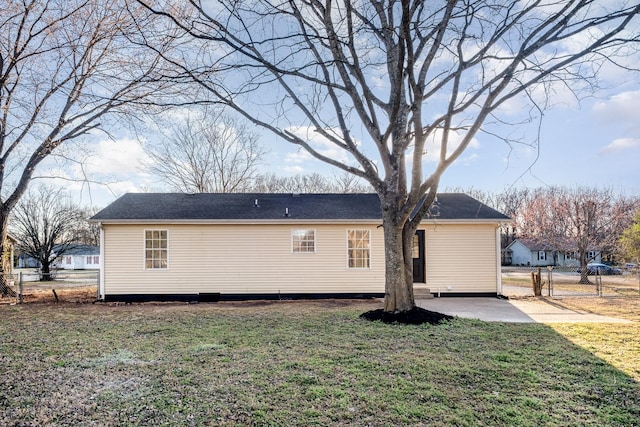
[
  {"xmin": 16, "ymin": 253, "xmax": 40, "ymax": 269},
  {"xmin": 90, "ymin": 193, "xmax": 510, "ymax": 302},
  {"xmin": 506, "ymin": 238, "xmax": 601, "ymax": 267},
  {"xmin": 18, "ymin": 245, "xmax": 100, "ymax": 270},
  {"xmin": 54, "ymin": 245, "xmax": 100, "ymax": 270}
]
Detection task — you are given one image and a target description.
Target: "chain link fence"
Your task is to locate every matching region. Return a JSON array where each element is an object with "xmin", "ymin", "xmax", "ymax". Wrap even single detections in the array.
[
  {"xmin": 502, "ymin": 266, "xmax": 640, "ymax": 297},
  {"xmin": 0, "ymin": 269, "xmax": 99, "ymax": 304}
]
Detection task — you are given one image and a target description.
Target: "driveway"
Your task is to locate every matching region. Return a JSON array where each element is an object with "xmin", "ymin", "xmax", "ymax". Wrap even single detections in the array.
[{"xmin": 417, "ymin": 297, "xmax": 632, "ymax": 323}]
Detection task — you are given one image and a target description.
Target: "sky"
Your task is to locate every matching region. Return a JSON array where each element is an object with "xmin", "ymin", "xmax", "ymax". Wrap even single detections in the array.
[
  {"xmin": 33, "ymin": 3, "xmax": 640, "ymax": 209},
  {"xmin": 45, "ymin": 82, "xmax": 639, "ymax": 210}
]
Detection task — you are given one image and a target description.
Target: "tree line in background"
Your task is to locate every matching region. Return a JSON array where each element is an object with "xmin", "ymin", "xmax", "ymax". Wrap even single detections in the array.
[{"xmin": 456, "ymin": 186, "xmax": 640, "ymax": 277}]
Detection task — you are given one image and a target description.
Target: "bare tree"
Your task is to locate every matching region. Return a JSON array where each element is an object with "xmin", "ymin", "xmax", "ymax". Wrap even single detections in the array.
[
  {"xmin": 620, "ymin": 209, "xmax": 640, "ymax": 264},
  {"xmin": 75, "ymin": 206, "xmax": 102, "ymax": 247},
  {"xmin": 0, "ymin": 0, "xmax": 180, "ymax": 282},
  {"xmin": 148, "ymin": 110, "xmax": 265, "ymax": 193},
  {"xmin": 515, "ymin": 187, "xmax": 638, "ymax": 283},
  {"xmin": 10, "ymin": 186, "xmax": 85, "ymax": 281},
  {"xmin": 447, "ymin": 186, "xmax": 531, "ymax": 248},
  {"xmin": 332, "ymin": 170, "xmax": 371, "ymax": 194},
  {"xmin": 141, "ymin": 1, "xmax": 640, "ymax": 312},
  {"xmin": 251, "ymin": 171, "xmax": 370, "ymax": 193}
]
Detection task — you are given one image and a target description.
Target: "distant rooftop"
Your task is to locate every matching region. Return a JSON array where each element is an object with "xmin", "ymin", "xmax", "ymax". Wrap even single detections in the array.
[{"xmin": 91, "ymin": 193, "xmax": 510, "ymax": 222}]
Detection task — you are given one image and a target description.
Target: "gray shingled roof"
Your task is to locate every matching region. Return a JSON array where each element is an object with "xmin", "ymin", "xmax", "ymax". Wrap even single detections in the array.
[
  {"xmin": 57, "ymin": 244, "xmax": 100, "ymax": 256},
  {"xmin": 90, "ymin": 193, "xmax": 510, "ymax": 222}
]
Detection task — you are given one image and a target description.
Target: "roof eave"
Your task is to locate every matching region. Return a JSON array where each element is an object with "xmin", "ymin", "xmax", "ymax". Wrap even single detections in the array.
[
  {"xmin": 91, "ymin": 218, "xmax": 509, "ymax": 225},
  {"xmin": 90, "ymin": 218, "xmax": 383, "ymax": 225}
]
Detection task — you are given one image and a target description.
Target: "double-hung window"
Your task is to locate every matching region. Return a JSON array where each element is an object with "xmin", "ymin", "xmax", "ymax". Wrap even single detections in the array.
[
  {"xmin": 145, "ymin": 230, "xmax": 168, "ymax": 269},
  {"xmin": 292, "ymin": 229, "xmax": 315, "ymax": 253},
  {"xmin": 347, "ymin": 229, "xmax": 370, "ymax": 268}
]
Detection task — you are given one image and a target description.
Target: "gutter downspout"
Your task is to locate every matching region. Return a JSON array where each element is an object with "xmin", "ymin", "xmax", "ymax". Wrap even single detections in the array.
[
  {"xmin": 99, "ymin": 223, "xmax": 105, "ymax": 300},
  {"xmin": 496, "ymin": 226, "xmax": 502, "ymax": 296}
]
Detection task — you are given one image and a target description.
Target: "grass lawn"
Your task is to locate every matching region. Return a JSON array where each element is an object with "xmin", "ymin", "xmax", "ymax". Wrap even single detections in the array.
[{"xmin": 0, "ymin": 297, "xmax": 638, "ymax": 426}]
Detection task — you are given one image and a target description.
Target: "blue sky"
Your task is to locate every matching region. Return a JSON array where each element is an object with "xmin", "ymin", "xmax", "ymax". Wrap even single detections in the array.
[
  {"xmin": 34, "ymin": 3, "xmax": 640, "ymax": 210},
  {"xmin": 39, "ymin": 83, "xmax": 640, "ymax": 209},
  {"xmin": 435, "ymin": 90, "xmax": 640, "ymax": 194}
]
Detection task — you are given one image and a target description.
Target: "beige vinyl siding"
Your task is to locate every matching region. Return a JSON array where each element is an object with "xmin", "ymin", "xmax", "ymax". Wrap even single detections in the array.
[
  {"xmin": 102, "ymin": 223, "xmax": 385, "ymax": 296},
  {"xmin": 423, "ymin": 223, "xmax": 498, "ymax": 294}
]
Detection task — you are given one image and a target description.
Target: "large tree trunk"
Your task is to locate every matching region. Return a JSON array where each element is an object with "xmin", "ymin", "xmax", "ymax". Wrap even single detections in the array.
[
  {"xmin": 0, "ymin": 209, "xmax": 15, "ymax": 297},
  {"xmin": 578, "ymin": 249, "xmax": 591, "ymax": 285},
  {"xmin": 382, "ymin": 213, "xmax": 416, "ymax": 313},
  {"xmin": 40, "ymin": 261, "xmax": 54, "ymax": 281}
]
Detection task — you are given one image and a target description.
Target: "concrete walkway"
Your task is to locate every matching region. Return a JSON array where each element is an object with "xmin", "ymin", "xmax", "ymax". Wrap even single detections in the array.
[{"xmin": 417, "ymin": 297, "xmax": 632, "ymax": 323}]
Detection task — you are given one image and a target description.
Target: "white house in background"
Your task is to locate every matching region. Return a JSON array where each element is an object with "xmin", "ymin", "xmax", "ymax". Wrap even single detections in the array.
[
  {"xmin": 506, "ymin": 238, "xmax": 601, "ymax": 267},
  {"xmin": 55, "ymin": 245, "xmax": 100, "ymax": 270},
  {"xmin": 90, "ymin": 193, "xmax": 510, "ymax": 302}
]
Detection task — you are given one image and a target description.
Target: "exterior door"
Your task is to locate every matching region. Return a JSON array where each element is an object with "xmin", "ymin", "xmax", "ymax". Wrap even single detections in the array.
[{"xmin": 412, "ymin": 230, "xmax": 425, "ymax": 283}]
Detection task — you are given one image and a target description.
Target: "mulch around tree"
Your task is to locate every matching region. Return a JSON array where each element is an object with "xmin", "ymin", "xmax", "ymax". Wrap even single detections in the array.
[{"xmin": 360, "ymin": 306, "xmax": 454, "ymax": 325}]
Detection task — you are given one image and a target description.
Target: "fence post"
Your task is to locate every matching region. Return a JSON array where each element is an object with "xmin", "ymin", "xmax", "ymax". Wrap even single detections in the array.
[
  {"xmin": 595, "ymin": 269, "xmax": 602, "ymax": 296},
  {"xmin": 18, "ymin": 271, "xmax": 23, "ymax": 304},
  {"xmin": 546, "ymin": 266, "xmax": 553, "ymax": 297}
]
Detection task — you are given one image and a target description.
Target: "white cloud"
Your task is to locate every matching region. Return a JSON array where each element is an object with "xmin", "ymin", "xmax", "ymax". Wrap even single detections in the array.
[
  {"xmin": 592, "ymin": 90, "xmax": 640, "ymax": 128},
  {"xmin": 84, "ymin": 137, "xmax": 149, "ymax": 176},
  {"xmin": 600, "ymin": 137, "xmax": 640, "ymax": 154},
  {"xmin": 284, "ymin": 149, "xmax": 313, "ymax": 164}
]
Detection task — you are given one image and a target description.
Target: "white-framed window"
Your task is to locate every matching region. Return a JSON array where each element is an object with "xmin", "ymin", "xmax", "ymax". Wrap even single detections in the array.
[
  {"xmin": 292, "ymin": 229, "xmax": 315, "ymax": 253},
  {"xmin": 86, "ymin": 256, "xmax": 92, "ymax": 264},
  {"xmin": 537, "ymin": 251, "xmax": 546, "ymax": 261},
  {"xmin": 93, "ymin": 256, "xmax": 99, "ymax": 264},
  {"xmin": 145, "ymin": 229, "xmax": 168, "ymax": 269},
  {"xmin": 347, "ymin": 229, "xmax": 370, "ymax": 269}
]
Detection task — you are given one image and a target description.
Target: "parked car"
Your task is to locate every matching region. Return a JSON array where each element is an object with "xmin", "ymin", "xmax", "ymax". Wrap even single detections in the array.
[{"xmin": 577, "ymin": 263, "xmax": 623, "ymax": 275}]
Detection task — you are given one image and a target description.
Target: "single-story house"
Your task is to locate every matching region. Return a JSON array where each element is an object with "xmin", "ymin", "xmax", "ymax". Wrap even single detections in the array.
[
  {"xmin": 90, "ymin": 193, "xmax": 510, "ymax": 302},
  {"xmin": 16, "ymin": 253, "xmax": 40, "ymax": 269},
  {"xmin": 53, "ymin": 245, "xmax": 100, "ymax": 270},
  {"xmin": 506, "ymin": 238, "xmax": 601, "ymax": 267}
]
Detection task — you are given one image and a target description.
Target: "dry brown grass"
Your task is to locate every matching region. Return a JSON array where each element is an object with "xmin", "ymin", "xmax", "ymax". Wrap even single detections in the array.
[
  {"xmin": 0, "ymin": 286, "xmax": 98, "ymax": 304},
  {"xmin": 547, "ymin": 296, "xmax": 640, "ymax": 322}
]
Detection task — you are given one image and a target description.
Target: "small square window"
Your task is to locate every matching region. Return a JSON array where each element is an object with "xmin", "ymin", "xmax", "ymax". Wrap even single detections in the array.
[{"xmin": 292, "ymin": 229, "xmax": 315, "ymax": 253}]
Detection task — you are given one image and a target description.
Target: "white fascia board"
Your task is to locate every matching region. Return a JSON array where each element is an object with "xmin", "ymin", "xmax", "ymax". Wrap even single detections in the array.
[
  {"xmin": 419, "ymin": 219, "xmax": 510, "ymax": 226},
  {"xmin": 92, "ymin": 219, "xmax": 384, "ymax": 226},
  {"xmin": 93, "ymin": 218, "xmax": 509, "ymax": 226}
]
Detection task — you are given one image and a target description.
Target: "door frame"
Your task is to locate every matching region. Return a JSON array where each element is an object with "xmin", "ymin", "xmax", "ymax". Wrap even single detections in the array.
[{"xmin": 412, "ymin": 230, "xmax": 425, "ymax": 283}]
